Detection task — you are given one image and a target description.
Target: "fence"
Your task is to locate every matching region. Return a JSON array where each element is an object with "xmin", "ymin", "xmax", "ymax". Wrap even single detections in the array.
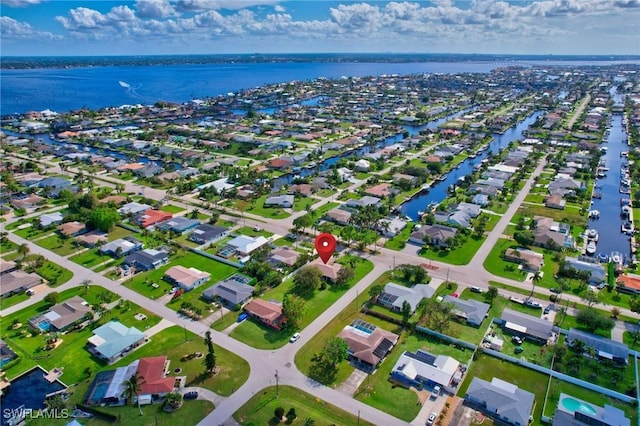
[
  {"xmin": 415, "ymin": 325, "xmax": 478, "ymax": 350},
  {"xmin": 189, "ymin": 248, "xmax": 243, "ymax": 268}
]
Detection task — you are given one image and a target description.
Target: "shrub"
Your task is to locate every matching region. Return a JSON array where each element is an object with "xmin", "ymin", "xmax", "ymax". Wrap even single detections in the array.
[{"xmin": 274, "ymin": 407, "xmax": 285, "ymax": 419}]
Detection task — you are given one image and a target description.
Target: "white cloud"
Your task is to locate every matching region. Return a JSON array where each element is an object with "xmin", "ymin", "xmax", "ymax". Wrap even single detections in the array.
[
  {"xmin": 274, "ymin": 4, "xmax": 285, "ymax": 13},
  {"xmin": 135, "ymin": 0, "xmax": 176, "ymax": 19},
  {"xmin": 0, "ymin": 0, "xmax": 43, "ymax": 7},
  {"xmin": 175, "ymin": 0, "xmax": 279, "ymax": 12},
  {"xmin": 0, "ymin": 16, "xmax": 59, "ymax": 40}
]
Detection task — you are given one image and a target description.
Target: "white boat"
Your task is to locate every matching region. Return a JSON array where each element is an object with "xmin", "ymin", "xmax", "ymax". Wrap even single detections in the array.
[
  {"xmin": 587, "ymin": 229, "xmax": 599, "ymax": 241},
  {"xmin": 611, "ymin": 251, "xmax": 623, "ymax": 264},
  {"xmin": 622, "ymin": 205, "xmax": 632, "ymax": 217},
  {"xmin": 586, "ymin": 241, "xmax": 597, "ymax": 255},
  {"xmin": 588, "ymin": 210, "xmax": 600, "ymax": 219},
  {"xmin": 597, "ymin": 170, "xmax": 606, "ymax": 178}
]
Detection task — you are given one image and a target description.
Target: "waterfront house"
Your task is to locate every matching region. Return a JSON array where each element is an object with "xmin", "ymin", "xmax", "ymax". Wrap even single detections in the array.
[
  {"xmin": 345, "ymin": 196, "xmax": 381, "ymax": 209},
  {"xmin": 243, "ymin": 299, "xmax": 286, "ymax": 330},
  {"xmin": 86, "ymin": 321, "xmax": 146, "ymax": 364},
  {"xmin": 354, "ymin": 159, "xmax": 371, "ymax": 171},
  {"xmin": 163, "ymin": 266, "xmax": 211, "ymax": 291},
  {"xmin": 563, "ymin": 257, "xmax": 606, "ymax": 284},
  {"xmin": 376, "ymin": 217, "xmax": 407, "ymax": 238},
  {"xmin": 545, "ymin": 194, "xmax": 566, "ymax": 210},
  {"xmin": 364, "ymin": 183, "xmax": 393, "ymax": 198},
  {"xmin": 390, "ymin": 350, "xmax": 461, "ymax": 390},
  {"xmin": 337, "ymin": 320, "xmax": 399, "ymax": 371},
  {"xmin": 465, "ymin": 377, "xmax": 535, "ymax": 426}
]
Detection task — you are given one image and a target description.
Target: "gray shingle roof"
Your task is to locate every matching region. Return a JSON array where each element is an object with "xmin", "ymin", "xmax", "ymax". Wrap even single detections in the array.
[
  {"xmin": 501, "ymin": 308, "xmax": 553, "ymax": 341},
  {"xmin": 466, "ymin": 377, "xmax": 534, "ymax": 426},
  {"xmin": 566, "ymin": 328, "xmax": 629, "ymax": 362}
]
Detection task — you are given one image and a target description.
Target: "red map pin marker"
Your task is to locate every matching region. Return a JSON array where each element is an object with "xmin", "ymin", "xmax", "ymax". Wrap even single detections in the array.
[{"xmin": 315, "ymin": 233, "xmax": 337, "ymax": 264}]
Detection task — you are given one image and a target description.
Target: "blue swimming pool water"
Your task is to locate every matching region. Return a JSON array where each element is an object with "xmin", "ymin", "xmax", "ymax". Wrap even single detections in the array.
[
  {"xmin": 1, "ymin": 367, "xmax": 66, "ymax": 413},
  {"xmin": 92, "ymin": 382, "xmax": 109, "ymax": 401},
  {"xmin": 38, "ymin": 321, "xmax": 50, "ymax": 332},
  {"xmin": 561, "ymin": 397, "xmax": 597, "ymax": 416}
]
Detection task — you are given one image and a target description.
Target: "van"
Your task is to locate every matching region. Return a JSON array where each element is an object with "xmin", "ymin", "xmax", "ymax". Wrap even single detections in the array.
[{"xmin": 470, "ymin": 286, "xmax": 483, "ymax": 293}]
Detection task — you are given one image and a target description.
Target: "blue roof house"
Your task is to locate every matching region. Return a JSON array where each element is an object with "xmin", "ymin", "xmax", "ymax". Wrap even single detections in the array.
[{"xmin": 86, "ymin": 321, "xmax": 146, "ymax": 364}]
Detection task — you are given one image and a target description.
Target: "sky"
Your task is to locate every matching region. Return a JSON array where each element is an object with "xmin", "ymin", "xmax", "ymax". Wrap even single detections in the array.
[{"xmin": 1, "ymin": 0, "xmax": 639, "ymax": 56}]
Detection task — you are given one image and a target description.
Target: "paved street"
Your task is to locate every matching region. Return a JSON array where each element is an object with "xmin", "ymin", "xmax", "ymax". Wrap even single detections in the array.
[{"xmin": 3, "ymin": 149, "xmax": 639, "ymax": 425}]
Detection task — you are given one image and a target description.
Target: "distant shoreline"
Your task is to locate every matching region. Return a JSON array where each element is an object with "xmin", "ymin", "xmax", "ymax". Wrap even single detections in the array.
[{"xmin": 2, "ymin": 53, "xmax": 640, "ymax": 70}]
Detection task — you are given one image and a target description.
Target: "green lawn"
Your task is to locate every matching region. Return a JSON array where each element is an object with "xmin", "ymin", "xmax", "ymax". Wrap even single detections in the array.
[
  {"xmin": 292, "ymin": 197, "xmax": 315, "ymax": 212},
  {"xmin": 1, "ymin": 286, "xmax": 161, "ymax": 385},
  {"xmin": 420, "ymin": 234, "xmax": 485, "ymax": 265},
  {"xmin": 0, "ymin": 292, "xmax": 30, "ymax": 310},
  {"xmin": 623, "ymin": 331, "xmax": 640, "ymax": 351},
  {"xmin": 230, "ymin": 256, "xmax": 374, "ymax": 349},
  {"xmin": 160, "ymin": 204, "xmax": 185, "ymax": 214},
  {"xmin": 34, "ymin": 234, "xmax": 78, "ymax": 256},
  {"xmin": 235, "ymin": 226, "xmax": 273, "ymax": 238},
  {"xmin": 35, "ymin": 260, "xmax": 73, "ymax": 287},
  {"xmin": 483, "ymin": 239, "xmax": 529, "ymax": 281},
  {"xmin": 69, "ymin": 248, "xmax": 111, "ymax": 268},
  {"xmin": 108, "ymin": 225, "xmax": 137, "ymax": 241},
  {"xmin": 13, "ymin": 225, "xmax": 54, "ymax": 240},
  {"xmin": 384, "ymin": 224, "xmax": 415, "ymax": 251},
  {"xmin": 0, "ymin": 239, "xmax": 18, "ymax": 254},
  {"xmin": 236, "ymin": 195, "xmax": 290, "ymax": 219},
  {"xmin": 233, "ymin": 385, "xmax": 375, "ymax": 426}
]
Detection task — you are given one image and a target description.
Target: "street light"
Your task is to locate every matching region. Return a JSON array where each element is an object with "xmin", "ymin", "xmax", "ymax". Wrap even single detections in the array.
[{"xmin": 275, "ymin": 370, "xmax": 279, "ymax": 397}]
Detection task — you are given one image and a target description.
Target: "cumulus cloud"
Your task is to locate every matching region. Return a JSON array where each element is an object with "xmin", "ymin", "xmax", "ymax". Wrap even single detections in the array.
[
  {"xmin": 175, "ymin": 0, "xmax": 279, "ymax": 12},
  {"xmin": 0, "ymin": 0, "xmax": 43, "ymax": 7},
  {"xmin": 1, "ymin": 16, "xmax": 59, "ymax": 40},
  {"xmin": 135, "ymin": 0, "xmax": 176, "ymax": 19}
]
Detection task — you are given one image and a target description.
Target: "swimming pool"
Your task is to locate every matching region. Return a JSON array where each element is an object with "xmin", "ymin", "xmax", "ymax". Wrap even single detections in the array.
[
  {"xmin": 38, "ymin": 321, "xmax": 50, "ymax": 332},
  {"xmin": 1, "ymin": 367, "xmax": 66, "ymax": 413},
  {"xmin": 561, "ymin": 396, "xmax": 597, "ymax": 416}
]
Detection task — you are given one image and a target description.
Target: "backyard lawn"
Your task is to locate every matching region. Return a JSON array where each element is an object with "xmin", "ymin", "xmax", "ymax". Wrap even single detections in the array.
[{"xmin": 233, "ymin": 385, "xmax": 375, "ymax": 426}]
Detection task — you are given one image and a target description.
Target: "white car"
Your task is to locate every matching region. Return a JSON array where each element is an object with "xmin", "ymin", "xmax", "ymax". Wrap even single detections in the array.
[
  {"xmin": 426, "ymin": 412, "xmax": 437, "ymax": 425},
  {"xmin": 289, "ymin": 333, "xmax": 300, "ymax": 343}
]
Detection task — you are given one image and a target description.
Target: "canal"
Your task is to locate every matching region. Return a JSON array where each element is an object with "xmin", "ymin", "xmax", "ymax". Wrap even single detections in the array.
[
  {"xmin": 589, "ymin": 112, "xmax": 630, "ymax": 260},
  {"xmin": 400, "ymin": 111, "xmax": 542, "ymax": 220}
]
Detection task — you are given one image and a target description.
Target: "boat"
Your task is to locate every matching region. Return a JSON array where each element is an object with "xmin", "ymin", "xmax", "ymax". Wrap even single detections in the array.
[
  {"xmin": 417, "ymin": 211, "xmax": 425, "ymax": 217},
  {"xmin": 597, "ymin": 170, "xmax": 606, "ymax": 178},
  {"xmin": 611, "ymin": 251, "xmax": 623, "ymax": 264},
  {"xmin": 622, "ymin": 222, "xmax": 634, "ymax": 234},
  {"xmin": 598, "ymin": 253, "xmax": 609, "ymax": 263},
  {"xmin": 586, "ymin": 241, "xmax": 597, "ymax": 255},
  {"xmin": 592, "ymin": 192, "xmax": 602, "ymax": 199},
  {"xmin": 621, "ymin": 205, "xmax": 632, "ymax": 217},
  {"xmin": 600, "ymin": 146, "xmax": 608, "ymax": 153},
  {"xmin": 588, "ymin": 210, "xmax": 600, "ymax": 219},
  {"xmin": 437, "ymin": 175, "xmax": 446, "ymax": 181},
  {"xmin": 587, "ymin": 229, "xmax": 599, "ymax": 241},
  {"xmin": 468, "ymin": 153, "xmax": 477, "ymax": 159}
]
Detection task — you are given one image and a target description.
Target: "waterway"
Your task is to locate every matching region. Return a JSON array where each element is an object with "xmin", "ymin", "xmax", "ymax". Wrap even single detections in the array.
[
  {"xmin": 589, "ymin": 112, "xmax": 630, "ymax": 260},
  {"xmin": 400, "ymin": 111, "xmax": 541, "ymax": 220}
]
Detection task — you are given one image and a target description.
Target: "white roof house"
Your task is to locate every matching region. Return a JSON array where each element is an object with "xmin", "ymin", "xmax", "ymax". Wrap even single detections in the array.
[
  {"xmin": 391, "ymin": 350, "xmax": 461, "ymax": 388},
  {"xmin": 40, "ymin": 212, "xmax": 64, "ymax": 227},
  {"xmin": 228, "ymin": 235, "xmax": 270, "ymax": 256},
  {"xmin": 117, "ymin": 202, "xmax": 151, "ymax": 215}
]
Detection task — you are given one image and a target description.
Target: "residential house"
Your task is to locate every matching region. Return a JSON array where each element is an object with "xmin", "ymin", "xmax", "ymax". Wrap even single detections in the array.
[
  {"xmin": 189, "ymin": 224, "xmax": 228, "ymax": 245},
  {"xmin": 100, "ymin": 195, "xmax": 127, "ymax": 206},
  {"xmin": 354, "ymin": 159, "xmax": 371, "ymax": 171},
  {"xmin": 202, "ymin": 274, "xmax": 254, "ymax": 306},
  {"xmin": 265, "ymin": 195, "xmax": 294, "ymax": 208},
  {"xmin": 393, "ymin": 174, "xmax": 418, "ymax": 185},
  {"xmin": 548, "ymin": 176, "xmax": 583, "ymax": 197},
  {"xmin": 0, "ymin": 271, "xmax": 42, "ymax": 297},
  {"xmin": 268, "ymin": 246, "xmax": 301, "ymax": 267},
  {"xmin": 552, "ymin": 393, "xmax": 630, "ymax": 426},
  {"xmin": 365, "ymin": 183, "xmax": 393, "ymax": 198},
  {"xmin": 155, "ymin": 216, "xmax": 200, "ymax": 234},
  {"xmin": 376, "ymin": 217, "xmax": 407, "ymax": 238},
  {"xmin": 409, "ymin": 224, "xmax": 458, "ymax": 247},
  {"xmin": 136, "ymin": 356, "xmax": 175, "ymax": 402},
  {"xmin": 76, "ymin": 230, "xmax": 108, "ymax": 248},
  {"xmin": 29, "ymin": 296, "xmax": 92, "ymax": 332},
  {"xmin": 0, "ymin": 259, "xmax": 18, "ymax": 275},
  {"xmin": 86, "ymin": 321, "xmax": 146, "ymax": 364},
  {"xmin": 390, "ymin": 350, "xmax": 461, "ymax": 390},
  {"xmin": 0, "ymin": 339, "xmax": 17, "ymax": 368},
  {"xmin": 325, "ymin": 208, "xmax": 352, "ymax": 225},
  {"xmin": 337, "ymin": 319, "xmax": 399, "ymax": 370},
  {"xmin": 117, "ymin": 202, "xmax": 151, "ymax": 216},
  {"xmin": 243, "ymin": 299, "xmax": 286, "ymax": 330},
  {"xmin": 58, "ymin": 221, "xmax": 87, "ymax": 237},
  {"xmin": 124, "ymin": 248, "xmax": 169, "ymax": 271},
  {"xmin": 503, "ymin": 248, "xmax": 544, "ymax": 272},
  {"xmin": 468, "ymin": 184, "xmax": 499, "ymax": 198},
  {"xmin": 226, "ymin": 235, "xmax": 270, "ymax": 257},
  {"xmin": 134, "ymin": 210, "xmax": 173, "ymax": 229},
  {"xmin": 566, "ymin": 328, "xmax": 629, "ymax": 365},
  {"xmin": 377, "ymin": 283, "xmax": 435, "ymax": 314},
  {"xmin": 345, "ymin": 196, "xmax": 381, "ymax": 209},
  {"xmin": 10, "ymin": 194, "xmax": 45, "ymax": 210},
  {"xmin": 472, "ymin": 194, "xmax": 489, "ymax": 207},
  {"xmin": 465, "ymin": 377, "xmax": 535, "ymax": 426},
  {"xmin": 267, "ymin": 158, "xmax": 293, "ymax": 170},
  {"xmin": 163, "ymin": 266, "xmax": 211, "ymax": 291},
  {"xmin": 545, "ymin": 194, "xmax": 566, "ymax": 210},
  {"xmin": 308, "ymin": 258, "xmax": 343, "ymax": 282},
  {"xmin": 501, "ymin": 309, "xmax": 554, "ymax": 344},
  {"xmin": 563, "ymin": 257, "xmax": 606, "ymax": 284},
  {"xmin": 40, "ymin": 212, "xmax": 64, "ymax": 227},
  {"xmin": 100, "ymin": 237, "xmax": 142, "ymax": 257},
  {"xmin": 34, "ymin": 177, "xmax": 71, "ymax": 190},
  {"xmin": 442, "ymin": 296, "xmax": 489, "ymax": 327},
  {"xmin": 287, "ymin": 184, "xmax": 314, "ymax": 196},
  {"xmin": 134, "ymin": 164, "xmax": 163, "ymax": 178}
]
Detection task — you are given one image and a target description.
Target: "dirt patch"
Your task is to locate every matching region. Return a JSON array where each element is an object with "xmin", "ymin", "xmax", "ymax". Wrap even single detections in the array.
[{"xmin": 409, "ymin": 386, "xmax": 430, "ymax": 405}]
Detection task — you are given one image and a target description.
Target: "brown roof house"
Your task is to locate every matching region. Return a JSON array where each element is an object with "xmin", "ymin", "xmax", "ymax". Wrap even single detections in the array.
[
  {"xmin": 409, "ymin": 224, "xmax": 458, "ymax": 248},
  {"xmin": 268, "ymin": 246, "xmax": 301, "ymax": 267},
  {"xmin": 58, "ymin": 221, "xmax": 87, "ymax": 237},
  {"xmin": 503, "ymin": 248, "xmax": 544, "ymax": 272},
  {"xmin": 243, "ymin": 299, "xmax": 286, "ymax": 330},
  {"xmin": 338, "ymin": 319, "xmax": 399, "ymax": 370},
  {"xmin": 544, "ymin": 194, "xmax": 566, "ymax": 210},
  {"xmin": 163, "ymin": 266, "xmax": 211, "ymax": 291},
  {"xmin": 308, "ymin": 258, "xmax": 343, "ymax": 282},
  {"xmin": 29, "ymin": 296, "xmax": 92, "ymax": 332}
]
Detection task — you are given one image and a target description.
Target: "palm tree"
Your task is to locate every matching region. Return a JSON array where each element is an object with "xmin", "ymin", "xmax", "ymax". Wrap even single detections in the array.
[
  {"xmin": 302, "ymin": 418, "xmax": 316, "ymax": 426},
  {"xmin": 531, "ymin": 270, "xmax": 542, "ymax": 297},
  {"xmin": 122, "ymin": 372, "xmax": 145, "ymax": 415},
  {"xmin": 18, "ymin": 243, "xmax": 30, "ymax": 260}
]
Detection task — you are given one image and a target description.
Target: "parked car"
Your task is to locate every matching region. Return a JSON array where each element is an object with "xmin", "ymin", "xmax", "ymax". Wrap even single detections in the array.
[
  {"xmin": 550, "ymin": 287, "xmax": 562, "ymax": 294},
  {"xmin": 525, "ymin": 300, "xmax": 542, "ymax": 309},
  {"xmin": 289, "ymin": 333, "xmax": 301, "ymax": 343},
  {"xmin": 237, "ymin": 313, "xmax": 249, "ymax": 322},
  {"xmin": 183, "ymin": 391, "xmax": 198, "ymax": 400},
  {"xmin": 426, "ymin": 412, "xmax": 437, "ymax": 425},
  {"xmin": 470, "ymin": 286, "xmax": 483, "ymax": 293},
  {"xmin": 26, "ymin": 289, "xmax": 35, "ymax": 296},
  {"xmin": 430, "ymin": 385, "xmax": 441, "ymax": 399},
  {"xmin": 253, "ymin": 226, "xmax": 262, "ymax": 232}
]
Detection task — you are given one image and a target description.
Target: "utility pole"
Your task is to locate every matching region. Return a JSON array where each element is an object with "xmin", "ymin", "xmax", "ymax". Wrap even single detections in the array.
[{"xmin": 275, "ymin": 370, "xmax": 279, "ymax": 397}]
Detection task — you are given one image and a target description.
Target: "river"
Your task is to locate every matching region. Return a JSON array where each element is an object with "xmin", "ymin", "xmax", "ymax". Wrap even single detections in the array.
[{"xmin": 400, "ymin": 111, "xmax": 542, "ymax": 220}]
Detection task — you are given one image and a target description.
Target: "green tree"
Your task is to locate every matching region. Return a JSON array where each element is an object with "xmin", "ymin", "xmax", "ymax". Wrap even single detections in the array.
[
  {"xmin": 581, "ymin": 289, "xmax": 600, "ymax": 307},
  {"xmin": 308, "ymin": 337, "xmax": 349, "ymax": 385},
  {"xmin": 87, "ymin": 207, "xmax": 121, "ymax": 232},
  {"xmin": 274, "ymin": 407, "xmax": 285, "ymax": 420},
  {"xmin": 204, "ymin": 331, "xmax": 216, "ymax": 374},
  {"xmin": 18, "ymin": 243, "xmax": 30, "ymax": 259},
  {"xmin": 282, "ymin": 294, "xmax": 306, "ymax": 329},
  {"xmin": 45, "ymin": 394, "xmax": 66, "ymax": 411},
  {"xmin": 122, "ymin": 372, "xmax": 145, "ymax": 415},
  {"xmin": 336, "ymin": 267, "xmax": 354, "ymax": 286},
  {"xmin": 44, "ymin": 292, "xmax": 60, "ymax": 305},
  {"xmin": 401, "ymin": 300, "xmax": 412, "ymax": 326},
  {"xmin": 485, "ymin": 285, "xmax": 499, "ymax": 304},
  {"xmin": 293, "ymin": 266, "xmax": 322, "ymax": 297},
  {"xmin": 576, "ymin": 308, "xmax": 615, "ymax": 333}
]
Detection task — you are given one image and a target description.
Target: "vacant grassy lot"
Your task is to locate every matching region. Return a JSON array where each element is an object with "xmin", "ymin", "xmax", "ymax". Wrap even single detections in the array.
[
  {"xmin": 36, "ymin": 260, "xmax": 73, "ymax": 286},
  {"xmin": 70, "ymin": 248, "xmax": 111, "ymax": 268},
  {"xmin": 160, "ymin": 204, "xmax": 185, "ymax": 214},
  {"xmin": 420, "ymin": 234, "xmax": 484, "ymax": 265},
  {"xmin": 233, "ymin": 385, "xmax": 375, "ymax": 426},
  {"xmin": 34, "ymin": 234, "xmax": 78, "ymax": 256}
]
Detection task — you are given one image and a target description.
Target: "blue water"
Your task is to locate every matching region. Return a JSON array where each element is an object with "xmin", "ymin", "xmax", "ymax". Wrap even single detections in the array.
[
  {"xmin": 1, "ymin": 62, "xmax": 503, "ymax": 115},
  {"xmin": 1, "ymin": 367, "xmax": 66, "ymax": 414},
  {"xmin": 38, "ymin": 321, "xmax": 50, "ymax": 332},
  {"xmin": 401, "ymin": 112, "xmax": 542, "ymax": 220}
]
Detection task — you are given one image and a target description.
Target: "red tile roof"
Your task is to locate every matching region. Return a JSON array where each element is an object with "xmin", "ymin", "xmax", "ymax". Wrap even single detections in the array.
[{"xmin": 137, "ymin": 356, "xmax": 175, "ymax": 395}]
